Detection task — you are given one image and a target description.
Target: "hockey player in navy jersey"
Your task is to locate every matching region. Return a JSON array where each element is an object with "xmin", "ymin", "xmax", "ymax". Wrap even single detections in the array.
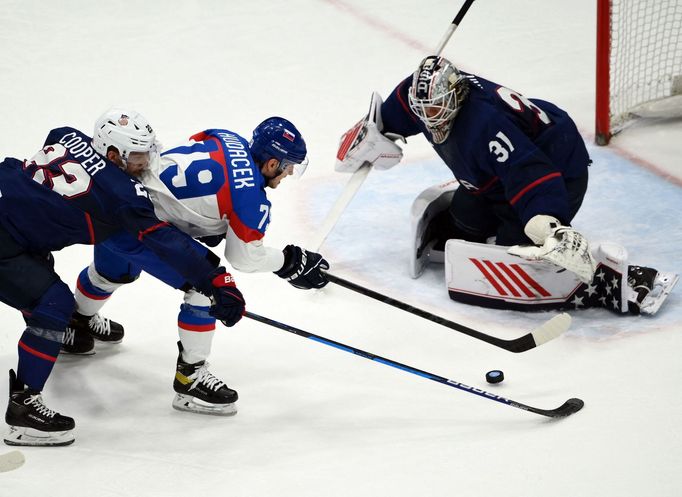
[
  {"xmin": 336, "ymin": 55, "xmax": 677, "ymax": 315},
  {"xmin": 0, "ymin": 116, "xmax": 247, "ymax": 446},
  {"xmin": 69, "ymin": 110, "xmax": 329, "ymax": 416}
]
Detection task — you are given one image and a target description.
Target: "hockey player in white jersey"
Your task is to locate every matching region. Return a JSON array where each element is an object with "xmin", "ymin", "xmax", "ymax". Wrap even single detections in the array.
[{"xmin": 69, "ymin": 110, "xmax": 329, "ymax": 416}]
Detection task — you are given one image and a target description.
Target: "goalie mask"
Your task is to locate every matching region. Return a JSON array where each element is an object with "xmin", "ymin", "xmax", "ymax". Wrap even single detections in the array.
[
  {"xmin": 250, "ymin": 117, "xmax": 309, "ymax": 178},
  {"xmin": 408, "ymin": 56, "xmax": 469, "ymax": 144},
  {"xmin": 92, "ymin": 108, "xmax": 157, "ymax": 173}
]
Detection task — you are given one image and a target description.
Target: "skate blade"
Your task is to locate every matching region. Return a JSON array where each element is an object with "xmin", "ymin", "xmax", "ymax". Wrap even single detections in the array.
[
  {"xmin": 640, "ymin": 272, "xmax": 679, "ymax": 315},
  {"xmin": 172, "ymin": 394, "xmax": 237, "ymax": 417},
  {"xmin": 59, "ymin": 347, "xmax": 95, "ymax": 356},
  {"xmin": 4, "ymin": 426, "xmax": 74, "ymax": 447}
]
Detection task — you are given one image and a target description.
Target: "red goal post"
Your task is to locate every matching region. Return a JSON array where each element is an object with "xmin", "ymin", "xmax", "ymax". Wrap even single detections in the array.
[{"xmin": 595, "ymin": 0, "xmax": 682, "ymax": 145}]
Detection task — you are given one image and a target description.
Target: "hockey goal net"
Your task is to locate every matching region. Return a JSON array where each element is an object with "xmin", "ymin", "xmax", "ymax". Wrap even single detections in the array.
[{"xmin": 595, "ymin": 0, "xmax": 682, "ymax": 145}]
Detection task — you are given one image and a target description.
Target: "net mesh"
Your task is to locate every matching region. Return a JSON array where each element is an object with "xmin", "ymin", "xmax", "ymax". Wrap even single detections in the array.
[{"xmin": 610, "ymin": 1, "xmax": 682, "ymax": 131}]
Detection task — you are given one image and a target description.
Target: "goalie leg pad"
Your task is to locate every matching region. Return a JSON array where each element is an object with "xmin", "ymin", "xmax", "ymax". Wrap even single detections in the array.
[{"xmin": 409, "ymin": 180, "xmax": 459, "ymax": 278}]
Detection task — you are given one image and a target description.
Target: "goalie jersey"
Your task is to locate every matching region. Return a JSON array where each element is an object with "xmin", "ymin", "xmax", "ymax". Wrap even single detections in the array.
[
  {"xmin": 380, "ymin": 73, "xmax": 591, "ymax": 226},
  {"xmin": 0, "ymin": 127, "xmax": 216, "ymax": 290},
  {"xmin": 140, "ymin": 129, "xmax": 284, "ymax": 273}
]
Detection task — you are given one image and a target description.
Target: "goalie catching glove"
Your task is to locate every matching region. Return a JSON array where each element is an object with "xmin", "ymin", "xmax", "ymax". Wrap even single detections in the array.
[
  {"xmin": 205, "ymin": 267, "xmax": 246, "ymax": 327},
  {"xmin": 275, "ymin": 245, "xmax": 330, "ymax": 289},
  {"xmin": 508, "ymin": 215, "xmax": 597, "ymax": 283},
  {"xmin": 335, "ymin": 92, "xmax": 405, "ymax": 173}
]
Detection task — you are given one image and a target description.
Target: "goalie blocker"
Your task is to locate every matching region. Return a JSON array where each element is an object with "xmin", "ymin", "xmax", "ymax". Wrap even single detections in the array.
[{"xmin": 411, "ymin": 184, "xmax": 678, "ymax": 315}]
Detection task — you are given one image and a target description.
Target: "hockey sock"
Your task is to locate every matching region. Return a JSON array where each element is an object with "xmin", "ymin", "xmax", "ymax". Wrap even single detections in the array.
[
  {"xmin": 74, "ymin": 267, "xmax": 115, "ymax": 316},
  {"xmin": 178, "ymin": 291, "xmax": 216, "ymax": 364},
  {"xmin": 17, "ymin": 326, "xmax": 63, "ymax": 391}
]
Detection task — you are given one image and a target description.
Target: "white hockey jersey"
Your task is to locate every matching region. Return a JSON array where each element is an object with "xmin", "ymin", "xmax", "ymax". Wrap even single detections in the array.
[{"xmin": 141, "ymin": 129, "xmax": 284, "ymax": 273}]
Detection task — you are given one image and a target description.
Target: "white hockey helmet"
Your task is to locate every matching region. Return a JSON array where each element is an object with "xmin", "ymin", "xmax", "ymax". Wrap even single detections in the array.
[
  {"xmin": 92, "ymin": 108, "xmax": 156, "ymax": 168},
  {"xmin": 408, "ymin": 56, "xmax": 469, "ymax": 142}
]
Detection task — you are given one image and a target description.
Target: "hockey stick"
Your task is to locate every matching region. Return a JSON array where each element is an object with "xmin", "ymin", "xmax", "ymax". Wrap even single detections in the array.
[
  {"xmin": 245, "ymin": 311, "xmax": 583, "ymax": 418},
  {"xmin": 0, "ymin": 450, "xmax": 25, "ymax": 473},
  {"xmin": 310, "ymin": 1, "xmax": 476, "ymax": 251},
  {"xmin": 308, "ymin": 163, "xmax": 371, "ymax": 251},
  {"xmin": 326, "ymin": 273, "xmax": 570, "ymax": 353}
]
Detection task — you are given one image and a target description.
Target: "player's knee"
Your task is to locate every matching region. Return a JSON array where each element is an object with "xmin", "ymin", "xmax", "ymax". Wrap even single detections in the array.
[{"xmin": 27, "ymin": 280, "xmax": 76, "ymax": 330}]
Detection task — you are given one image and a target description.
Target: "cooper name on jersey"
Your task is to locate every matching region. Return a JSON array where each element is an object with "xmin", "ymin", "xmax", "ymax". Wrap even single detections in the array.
[{"xmin": 55, "ymin": 131, "xmax": 108, "ymax": 176}]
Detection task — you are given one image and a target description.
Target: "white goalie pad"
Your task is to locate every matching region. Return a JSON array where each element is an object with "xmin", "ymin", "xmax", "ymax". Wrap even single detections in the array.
[
  {"xmin": 409, "ymin": 180, "xmax": 459, "ymax": 279},
  {"xmin": 445, "ymin": 239, "xmax": 584, "ymax": 309},
  {"xmin": 445, "ymin": 240, "xmax": 637, "ymax": 312},
  {"xmin": 335, "ymin": 92, "xmax": 404, "ymax": 173}
]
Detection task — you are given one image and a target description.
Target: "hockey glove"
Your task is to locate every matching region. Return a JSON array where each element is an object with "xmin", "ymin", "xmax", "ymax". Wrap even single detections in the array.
[
  {"xmin": 335, "ymin": 92, "xmax": 404, "ymax": 173},
  {"xmin": 508, "ymin": 215, "xmax": 597, "ymax": 283},
  {"xmin": 207, "ymin": 267, "xmax": 245, "ymax": 327},
  {"xmin": 274, "ymin": 245, "xmax": 330, "ymax": 289}
]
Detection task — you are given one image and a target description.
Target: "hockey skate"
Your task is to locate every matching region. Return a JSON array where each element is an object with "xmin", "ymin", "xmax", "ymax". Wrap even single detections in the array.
[
  {"xmin": 73, "ymin": 312, "xmax": 124, "ymax": 343},
  {"xmin": 4, "ymin": 370, "xmax": 75, "ymax": 447},
  {"xmin": 627, "ymin": 265, "xmax": 679, "ymax": 315},
  {"xmin": 172, "ymin": 342, "xmax": 238, "ymax": 416}
]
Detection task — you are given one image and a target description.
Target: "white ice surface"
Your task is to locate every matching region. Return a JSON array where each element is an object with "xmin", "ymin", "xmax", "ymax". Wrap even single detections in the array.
[{"xmin": 1, "ymin": 1, "xmax": 681, "ymax": 496}]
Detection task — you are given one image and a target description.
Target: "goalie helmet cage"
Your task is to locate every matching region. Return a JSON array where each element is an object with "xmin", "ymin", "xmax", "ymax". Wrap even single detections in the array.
[{"xmin": 595, "ymin": 0, "xmax": 682, "ymax": 145}]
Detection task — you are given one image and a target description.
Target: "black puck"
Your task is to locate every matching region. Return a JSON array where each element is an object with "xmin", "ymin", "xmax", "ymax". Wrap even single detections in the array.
[{"xmin": 486, "ymin": 370, "xmax": 504, "ymax": 384}]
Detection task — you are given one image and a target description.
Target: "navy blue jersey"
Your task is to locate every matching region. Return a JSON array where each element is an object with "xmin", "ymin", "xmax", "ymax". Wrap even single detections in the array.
[
  {"xmin": 381, "ymin": 74, "xmax": 590, "ymax": 225},
  {"xmin": 0, "ymin": 127, "xmax": 216, "ymax": 293}
]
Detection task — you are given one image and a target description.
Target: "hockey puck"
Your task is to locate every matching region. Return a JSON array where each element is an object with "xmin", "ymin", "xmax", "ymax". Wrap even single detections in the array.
[{"xmin": 486, "ymin": 370, "xmax": 504, "ymax": 384}]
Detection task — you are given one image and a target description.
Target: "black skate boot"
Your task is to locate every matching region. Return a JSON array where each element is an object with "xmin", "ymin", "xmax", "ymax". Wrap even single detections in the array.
[
  {"xmin": 73, "ymin": 312, "xmax": 124, "ymax": 344},
  {"xmin": 4, "ymin": 370, "xmax": 75, "ymax": 447},
  {"xmin": 627, "ymin": 265, "xmax": 659, "ymax": 314},
  {"xmin": 172, "ymin": 342, "xmax": 238, "ymax": 416},
  {"xmin": 626, "ymin": 265, "xmax": 680, "ymax": 315},
  {"xmin": 61, "ymin": 317, "xmax": 95, "ymax": 355}
]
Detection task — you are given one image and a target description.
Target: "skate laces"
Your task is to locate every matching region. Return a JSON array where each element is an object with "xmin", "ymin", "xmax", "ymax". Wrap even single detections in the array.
[
  {"xmin": 63, "ymin": 328, "xmax": 75, "ymax": 345},
  {"xmin": 89, "ymin": 314, "xmax": 111, "ymax": 336},
  {"xmin": 189, "ymin": 363, "xmax": 225, "ymax": 392},
  {"xmin": 23, "ymin": 394, "xmax": 56, "ymax": 418}
]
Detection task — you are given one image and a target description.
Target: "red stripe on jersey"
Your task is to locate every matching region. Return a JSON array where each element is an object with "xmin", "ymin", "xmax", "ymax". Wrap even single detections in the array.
[
  {"xmin": 204, "ymin": 135, "xmax": 234, "ymax": 221},
  {"xmin": 482, "ymin": 260, "xmax": 521, "ymax": 297},
  {"xmin": 138, "ymin": 222, "xmax": 170, "ymax": 241},
  {"xmin": 509, "ymin": 172, "xmax": 562, "ymax": 206},
  {"xmin": 189, "ymin": 131, "xmax": 210, "ymax": 142},
  {"xmin": 510, "ymin": 264, "xmax": 551, "ymax": 297},
  {"xmin": 397, "ymin": 80, "xmax": 418, "ymax": 122},
  {"xmin": 229, "ymin": 214, "xmax": 264, "ymax": 243},
  {"xmin": 18, "ymin": 341, "xmax": 57, "ymax": 363},
  {"xmin": 84, "ymin": 213, "xmax": 95, "ymax": 244},
  {"xmin": 471, "ymin": 176, "xmax": 499, "ymax": 195},
  {"xmin": 470, "ymin": 258, "xmax": 507, "ymax": 296}
]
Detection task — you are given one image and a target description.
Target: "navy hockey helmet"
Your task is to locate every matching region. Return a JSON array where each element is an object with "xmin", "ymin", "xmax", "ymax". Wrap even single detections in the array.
[{"xmin": 250, "ymin": 117, "xmax": 308, "ymax": 177}]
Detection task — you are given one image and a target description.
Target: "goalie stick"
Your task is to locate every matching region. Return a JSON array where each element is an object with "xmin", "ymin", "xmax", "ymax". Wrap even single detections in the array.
[
  {"xmin": 0, "ymin": 450, "xmax": 25, "ymax": 473},
  {"xmin": 245, "ymin": 311, "xmax": 584, "ymax": 419},
  {"xmin": 326, "ymin": 273, "xmax": 570, "ymax": 353}
]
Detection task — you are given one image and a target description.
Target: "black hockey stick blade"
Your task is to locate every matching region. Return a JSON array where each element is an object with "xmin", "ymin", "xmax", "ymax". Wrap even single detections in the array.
[
  {"xmin": 537, "ymin": 398, "xmax": 585, "ymax": 418},
  {"xmin": 325, "ymin": 273, "xmax": 570, "ymax": 353}
]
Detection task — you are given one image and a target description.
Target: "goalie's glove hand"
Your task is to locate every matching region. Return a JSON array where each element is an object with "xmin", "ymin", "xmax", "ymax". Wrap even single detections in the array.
[
  {"xmin": 507, "ymin": 215, "xmax": 597, "ymax": 283},
  {"xmin": 206, "ymin": 267, "xmax": 245, "ymax": 327},
  {"xmin": 274, "ymin": 245, "xmax": 330, "ymax": 290},
  {"xmin": 335, "ymin": 92, "xmax": 404, "ymax": 173}
]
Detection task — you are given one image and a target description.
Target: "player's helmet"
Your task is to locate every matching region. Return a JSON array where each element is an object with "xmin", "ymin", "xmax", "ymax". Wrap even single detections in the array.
[
  {"xmin": 92, "ymin": 108, "xmax": 157, "ymax": 168},
  {"xmin": 250, "ymin": 117, "xmax": 309, "ymax": 177},
  {"xmin": 408, "ymin": 56, "xmax": 469, "ymax": 143}
]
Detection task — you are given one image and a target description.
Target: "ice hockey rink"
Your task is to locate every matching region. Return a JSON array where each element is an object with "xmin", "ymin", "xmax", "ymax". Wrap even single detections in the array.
[{"xmin": 1, "ymin": 1, "xmax": 681, "ymax": 495}]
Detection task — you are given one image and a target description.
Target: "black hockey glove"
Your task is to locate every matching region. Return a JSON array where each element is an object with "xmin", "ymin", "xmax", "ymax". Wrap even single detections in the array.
[
  {"xmin": 206, "ymin": 267, "xmax": 245, "ymax": 327},
  {"xmin": 197, "ymin": 233, "xmax": 226, "ymax": 247},
  {"xmin": 274, "ymin": 245, "xmax": 330, "ymax": 290}
]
